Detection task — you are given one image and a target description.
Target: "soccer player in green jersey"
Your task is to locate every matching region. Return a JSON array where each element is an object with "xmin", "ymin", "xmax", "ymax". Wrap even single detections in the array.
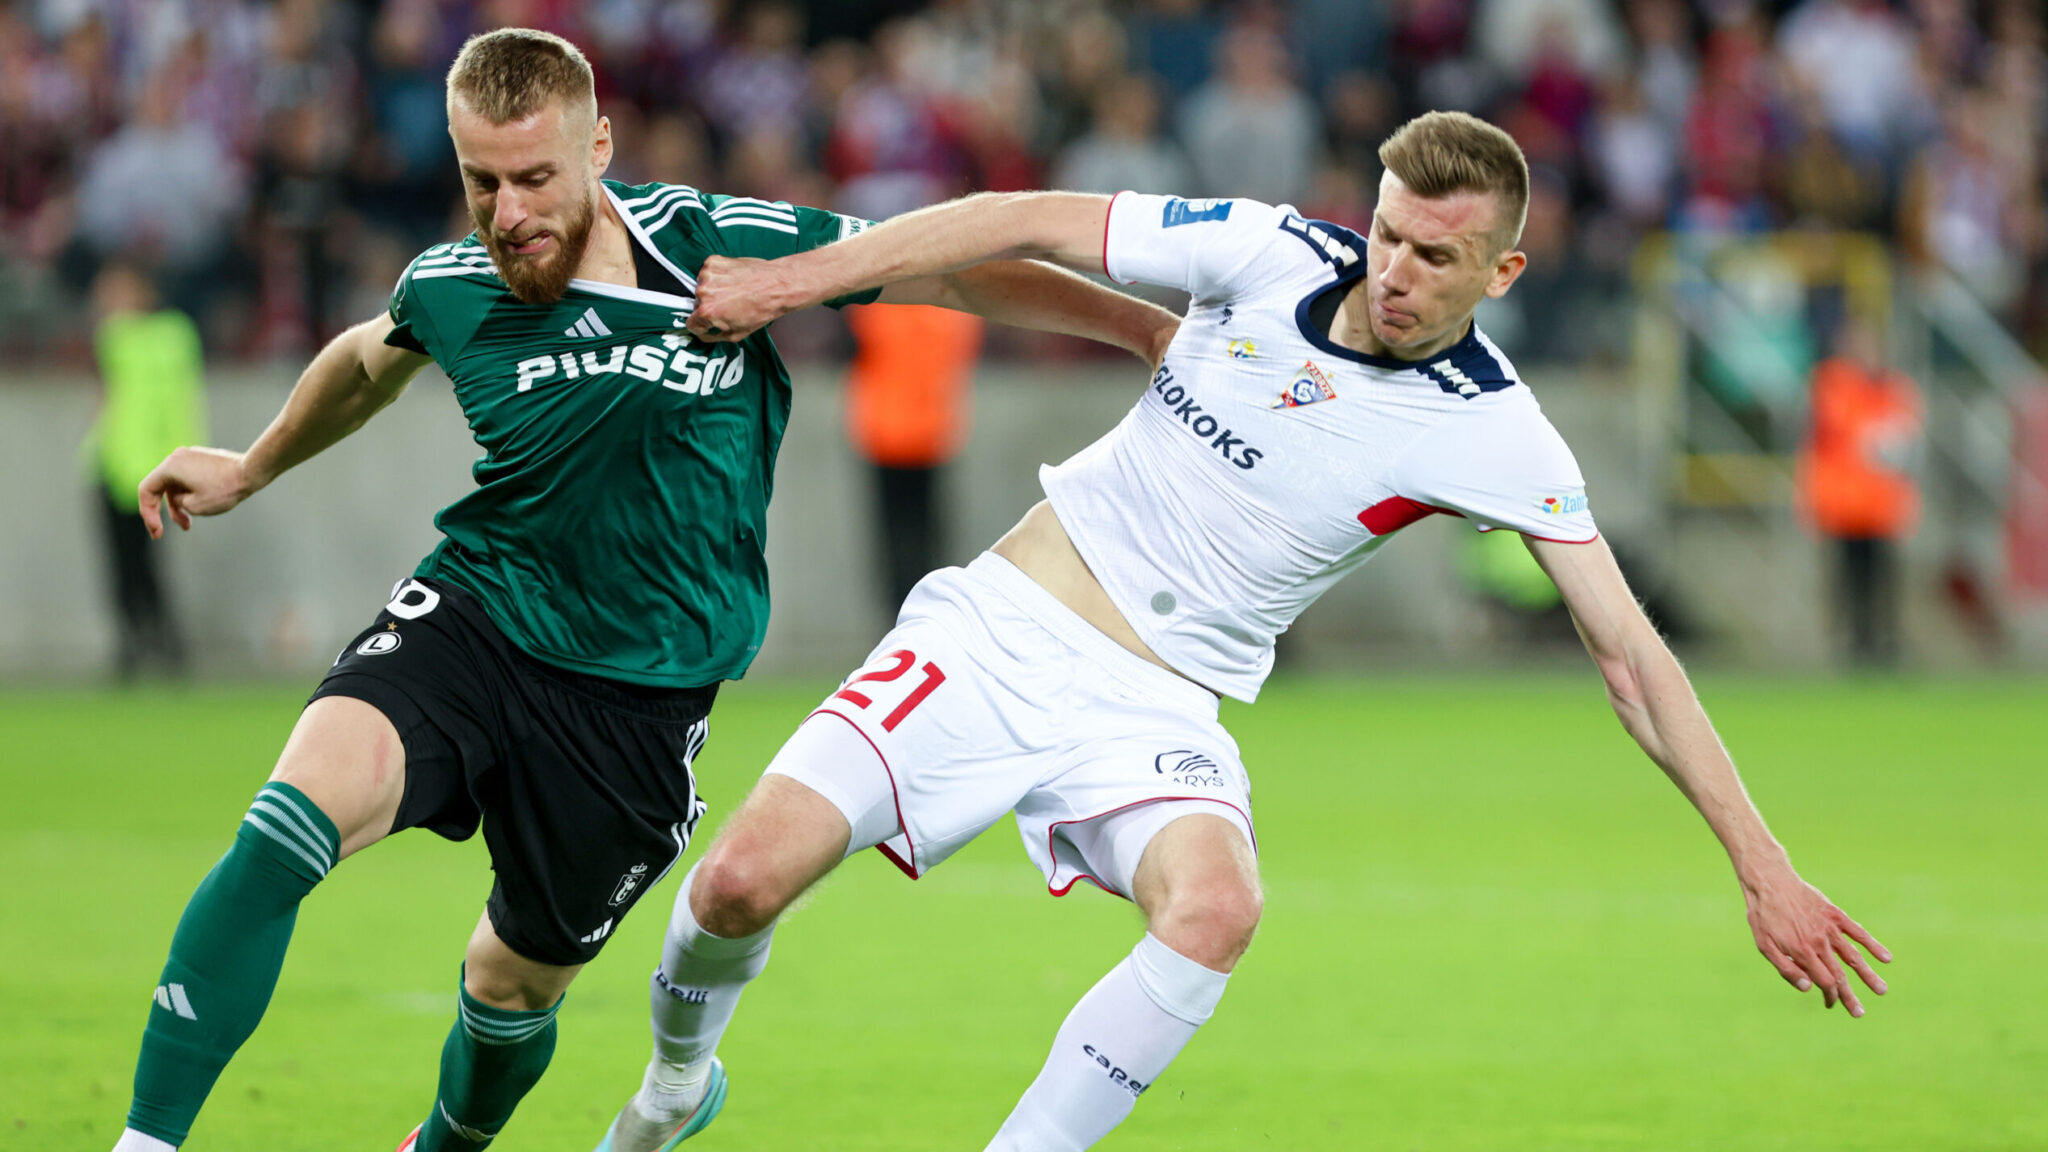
[{"xmin": 111, "ymin": 28, "xmax": 1179, "ymax": 1152}]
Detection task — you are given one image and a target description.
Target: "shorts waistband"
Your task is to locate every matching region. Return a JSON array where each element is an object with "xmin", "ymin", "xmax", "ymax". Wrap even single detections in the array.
[
  {"xmin": 514, "ymin": 649, "xmax": 720, "ymax": 718},
  {"xmin": 411, "ymin": 577, "xmax": 719, "ymax": 720},
  {"xmin": 963, "ymin": 552, "xmax": 1220, "ymax": 718}
]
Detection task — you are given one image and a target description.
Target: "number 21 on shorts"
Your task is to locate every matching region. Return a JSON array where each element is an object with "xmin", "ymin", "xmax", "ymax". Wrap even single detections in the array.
[{"xmin": 834, "ymin": 649, "xmax": 946, "ymax": 732}]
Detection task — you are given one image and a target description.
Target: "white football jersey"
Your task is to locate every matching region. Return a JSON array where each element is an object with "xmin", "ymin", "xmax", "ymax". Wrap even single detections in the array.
[{"xmin": 1040, "ymin": 193, "xmax": 1598, "ymax": 702}]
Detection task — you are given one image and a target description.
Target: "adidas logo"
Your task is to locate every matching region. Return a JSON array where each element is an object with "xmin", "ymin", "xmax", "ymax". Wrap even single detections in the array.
[
  {"xmin": 580, "ymin": 918, "xmax": 614, "ymax": 944},
  {"xmin": 154, "ymin": 983, "xmax": 198, "ymax": 1020},
  {"xmin": 564, "ymin": 307, "xmax": 613, "ymax": 340}
]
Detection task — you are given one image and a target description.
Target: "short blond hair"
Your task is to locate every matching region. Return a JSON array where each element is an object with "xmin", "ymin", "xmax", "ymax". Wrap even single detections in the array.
[
  {"xmin": 1378, "ymin": 111, "xmax": 1530, "ymax": 254},
  {"xmin": 446, "ymin": 28, "xmax": 595, "ymax": 128}
]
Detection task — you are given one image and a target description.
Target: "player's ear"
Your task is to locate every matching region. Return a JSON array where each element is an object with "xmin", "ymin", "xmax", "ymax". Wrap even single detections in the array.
[
  {"xmin": 1484, "ymin": 247, "xmax": 1527, "ymax": 299},
  {"xmin": 590, "ymin": 113, "xmax": 613, "ymax": 178}
]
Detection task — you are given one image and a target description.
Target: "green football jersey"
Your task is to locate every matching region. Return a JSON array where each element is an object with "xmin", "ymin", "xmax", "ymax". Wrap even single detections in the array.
[{"xmin": 384, "ymin": 180, "xmax": 878, "ymax": 687}]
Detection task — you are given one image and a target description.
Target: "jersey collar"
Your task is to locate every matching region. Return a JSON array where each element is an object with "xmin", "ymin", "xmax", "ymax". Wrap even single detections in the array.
[
  {"xmin": 602, "ymin": 180, "xmax": 698, "ymax": 295},
  {"xmin": 1293, "ymin": 268, "xmax": 1483, "ymax": 373},
  {"xmin": 548, "ymin": 182, "xmax": 700, "ymax": 311},
  {"xmin": 1289, "ymin": 226, "xmax": 1496, "ymax": 376}
]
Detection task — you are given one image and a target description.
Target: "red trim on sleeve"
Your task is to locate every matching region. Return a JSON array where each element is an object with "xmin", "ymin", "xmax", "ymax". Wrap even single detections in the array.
[
  {"xmin": 1519, "ymin": 530, "xmax": 1602, "ymax": 545},
  {"xmin": 1357, "ymin": 496, "xmax": 1458, "ymax": 536},
  {"xmin": 1102, "ymin": 191, "xmax": 1125, "ymax": 278}
]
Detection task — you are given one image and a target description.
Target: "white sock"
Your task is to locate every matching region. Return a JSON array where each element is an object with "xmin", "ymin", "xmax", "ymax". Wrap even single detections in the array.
[
  {"xmin": 631, "ymin": 1046, "xmax": 715, "ymax": 1120},
  {"xmin": 111, "ymin": 1129, "xmax": 177, "ymax": 1152},
  {"xmin": 987, "ymin": 934, "xmax": 1230, "ymax": 1151},
  {"xmin": 647, "ymin": 863, "xmax": 775, "ymax": 1070}
]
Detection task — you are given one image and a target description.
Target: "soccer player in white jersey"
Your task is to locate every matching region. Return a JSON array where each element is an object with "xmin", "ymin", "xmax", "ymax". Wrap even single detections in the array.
[{"xmin": 593, "ymin": 112, "xmax": 1891, "ymax": 1151}]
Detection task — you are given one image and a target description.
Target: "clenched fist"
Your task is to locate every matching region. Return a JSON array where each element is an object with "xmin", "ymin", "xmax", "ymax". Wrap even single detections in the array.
[{"xmin": 685, "ymin": 255, "xmax": 818, "ymax": 343}]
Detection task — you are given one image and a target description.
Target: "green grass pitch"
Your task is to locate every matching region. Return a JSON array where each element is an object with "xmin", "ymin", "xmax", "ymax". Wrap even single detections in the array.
[{"xmin": 3, "ymin": 675, "xmax": 2043, "ymax": 1150}]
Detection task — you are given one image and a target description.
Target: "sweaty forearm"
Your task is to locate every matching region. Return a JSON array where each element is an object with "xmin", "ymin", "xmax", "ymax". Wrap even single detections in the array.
[
  {"xmin": 1612, "ymin": 645, "xmax": 1788, "ymax": 878},
  {"xmin": 243, "ymin": 322, "xmax": 407, "ymax": 490},
  {"xmin": 939, "ymin": 261, "xmax": 1178, "ymax": 361},
  {"xmin": 792, "ymin": 193, "xmax": 1106, "ymax": 309}
]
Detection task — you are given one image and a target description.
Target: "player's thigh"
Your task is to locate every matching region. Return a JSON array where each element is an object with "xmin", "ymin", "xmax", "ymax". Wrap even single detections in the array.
[
  {"xmin": 299, "ymin": 577, "xmax": 504, "ymax": 861},
  {"xmin": 784, "ymin": 604, "xmax": 1069, "ymax": 881},
  {"xmin": 691, "ymin": 768, "xmax": 860, "ymax": 932},
  {"xmin": 270, "ymin": 695, "xmax": 407, "ymax": 861},
  {"xmin": 1017, "ymin": 701, "xmax": 1256, "ymax": 904},
  {"xmin": 481, "ymin": 671, "xmax": 717, "ymax": 969},
  {"xmin": 756, "ymin": 706, "xmax": 904, "ymax": 859},
  {"xmin": 464, "ymin": 911, "xmax": 582, "ymax": 1011}
]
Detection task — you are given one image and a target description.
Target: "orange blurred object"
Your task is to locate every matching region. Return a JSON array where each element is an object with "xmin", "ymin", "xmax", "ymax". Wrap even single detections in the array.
[
  {"xmin": 2009, "ymin": 384, "xmax": 2048, "ymax": 598},
  {"xmin": 844, "ymin": 303, "xmax": 985, "ymax": 467},
  {"xmin": 1797, "ymin": 355, "xmax": 1923, "ymax": 540}
]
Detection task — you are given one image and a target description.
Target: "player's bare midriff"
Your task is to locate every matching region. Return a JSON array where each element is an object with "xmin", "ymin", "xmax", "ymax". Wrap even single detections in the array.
[{"xmin": 989, "ymin": 500, "xmax": 1195, "ymax": 684}]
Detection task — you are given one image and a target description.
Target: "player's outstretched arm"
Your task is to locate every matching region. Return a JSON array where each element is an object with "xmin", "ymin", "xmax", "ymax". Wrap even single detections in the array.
[
  {"xmin": 688, "ymin": 192, "xmax": 1118, "ymax": 342},
  {"xmin": 881, "ymin": 260, "xmax": 1181, "ymax": 367},
  {"xmin": 1524, "ymin": 534, "xmax": 1893, "ymax": 1016},
  {"xmin": 139, "ymin": 315, "xmax": 430, "ymax": 537}
]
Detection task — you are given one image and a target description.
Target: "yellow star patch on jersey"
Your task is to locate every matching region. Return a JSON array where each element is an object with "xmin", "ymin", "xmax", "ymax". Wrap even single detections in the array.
[{"xmin": 1227, "ymin": 338, "xmax": 1258, "ymax": 360}]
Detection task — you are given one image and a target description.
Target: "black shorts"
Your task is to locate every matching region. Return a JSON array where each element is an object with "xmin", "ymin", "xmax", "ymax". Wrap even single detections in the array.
[{"xmin": 311, "ymin": 577, "xmax": 716, "ymax": 966}]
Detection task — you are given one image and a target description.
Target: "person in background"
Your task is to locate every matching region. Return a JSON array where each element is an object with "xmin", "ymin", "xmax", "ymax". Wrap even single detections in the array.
[
  {"xmin": 1051, "ymin": 73, "xmax": 1193, "ymax": 198},
  {"xmin": 1458, "ymin": 526, "xmax": 1574, "ymax": 648},
  {"xmin": 82, "ymin": 261, "xmax": 205, "ymax": 679},
  {"xmin": 1797, "ymin": 318, "xmax": 1922, "ymax": 668},
  {"xmin": 72, "ymin": 66, "xmax": 244, "ymax": 330},
  {"xmin": 845, "ymin": 300, "xmax": 985, "ymax": 615},
  {"xmin": 1177, "ymin": 25, "xmax": 1321, "ymax": 206}
]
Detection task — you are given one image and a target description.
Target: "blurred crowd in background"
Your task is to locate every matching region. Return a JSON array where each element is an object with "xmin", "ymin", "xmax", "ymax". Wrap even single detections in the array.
[{"xmin": 1, "ymin": 0, "xmax": 2045, "ymax": 368}]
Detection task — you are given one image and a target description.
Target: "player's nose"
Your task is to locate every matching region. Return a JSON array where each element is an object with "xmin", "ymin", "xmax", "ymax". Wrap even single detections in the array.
[
  {"xmin": 493, "ymin": 191, "xmax": 526, "ymax": 234},
  {"xmin": 1380, "ymin": 249, "xmax": 1413, "ymax": 292}
]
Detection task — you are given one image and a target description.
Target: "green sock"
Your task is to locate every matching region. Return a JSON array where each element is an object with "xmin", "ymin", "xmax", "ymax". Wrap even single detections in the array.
[
  {"xmin": 127, "ymin": 782, "xmax": 338, "ymax": 1144},
  {"xmin": 416, "ymin": 970, "xmax": 562, "ymax": 1151}
]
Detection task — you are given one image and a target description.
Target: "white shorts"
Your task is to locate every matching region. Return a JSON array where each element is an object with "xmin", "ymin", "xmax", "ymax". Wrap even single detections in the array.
[{"xmin": 765, "ymin": 552, "xmax": 1256, "ymax": 899}]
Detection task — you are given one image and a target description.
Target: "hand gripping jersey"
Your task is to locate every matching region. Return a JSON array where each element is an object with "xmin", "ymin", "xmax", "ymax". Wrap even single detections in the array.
[
  {"xmin": 1040, "ymin": 193, "xmax": 1598, "ymax": 702},
  {"xmin": 385, "ymin": 181, "xmax": 876, "ymax": 687}
]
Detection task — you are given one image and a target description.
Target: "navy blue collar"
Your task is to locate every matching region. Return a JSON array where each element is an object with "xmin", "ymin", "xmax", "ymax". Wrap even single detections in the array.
[
  {"xmin": 1275, "ymin": 216, "xmax": 1516, "ymax": 396},
  {"xmin": 1293, "ymin": 261, "xmax": 1499, "ymax": 372}
]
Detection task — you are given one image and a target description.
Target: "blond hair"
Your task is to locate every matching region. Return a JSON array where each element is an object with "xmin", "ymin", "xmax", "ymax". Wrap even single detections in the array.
[
  {"xmin": 446, "ymin": 28, "xmax": 596, "ymax": 129},
  {"xmin": 1378, "ymin": 111, "xmax": 1530, "ymax": 254}
]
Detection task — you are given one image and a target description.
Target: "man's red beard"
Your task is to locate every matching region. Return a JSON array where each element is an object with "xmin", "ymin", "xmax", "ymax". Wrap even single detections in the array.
[{"xmin": 474, "ymin": 186, "xmax": 596, "ymax": 305}]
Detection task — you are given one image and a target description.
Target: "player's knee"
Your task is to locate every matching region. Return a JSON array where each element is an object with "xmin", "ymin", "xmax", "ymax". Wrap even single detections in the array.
[
  {"xmin": 691, "ymin": 841, "xmax": 797, "ymax": 937},
  {"xmin": 462, "ymin": 961, "xmax": 566, "ymax": 1012},
  {"xmin": 1151, "ymin": 878, "xmax": 1263, "ymax": 972},
  {"xmin": 272, "ymin": 696, "xmax": 407, "ymax": 860}
]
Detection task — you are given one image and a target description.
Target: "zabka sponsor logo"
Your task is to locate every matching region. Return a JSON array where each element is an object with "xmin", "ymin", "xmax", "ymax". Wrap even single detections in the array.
[{"xmin": 1150, "ymin": 365, "xmax": 1263, "ymax": 470}]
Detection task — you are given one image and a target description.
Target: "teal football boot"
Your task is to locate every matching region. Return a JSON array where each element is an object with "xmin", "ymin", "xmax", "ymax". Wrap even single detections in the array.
[{"xmin": 593, "ymin": 1059, "xmax": 727, "ymax": 1151}]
